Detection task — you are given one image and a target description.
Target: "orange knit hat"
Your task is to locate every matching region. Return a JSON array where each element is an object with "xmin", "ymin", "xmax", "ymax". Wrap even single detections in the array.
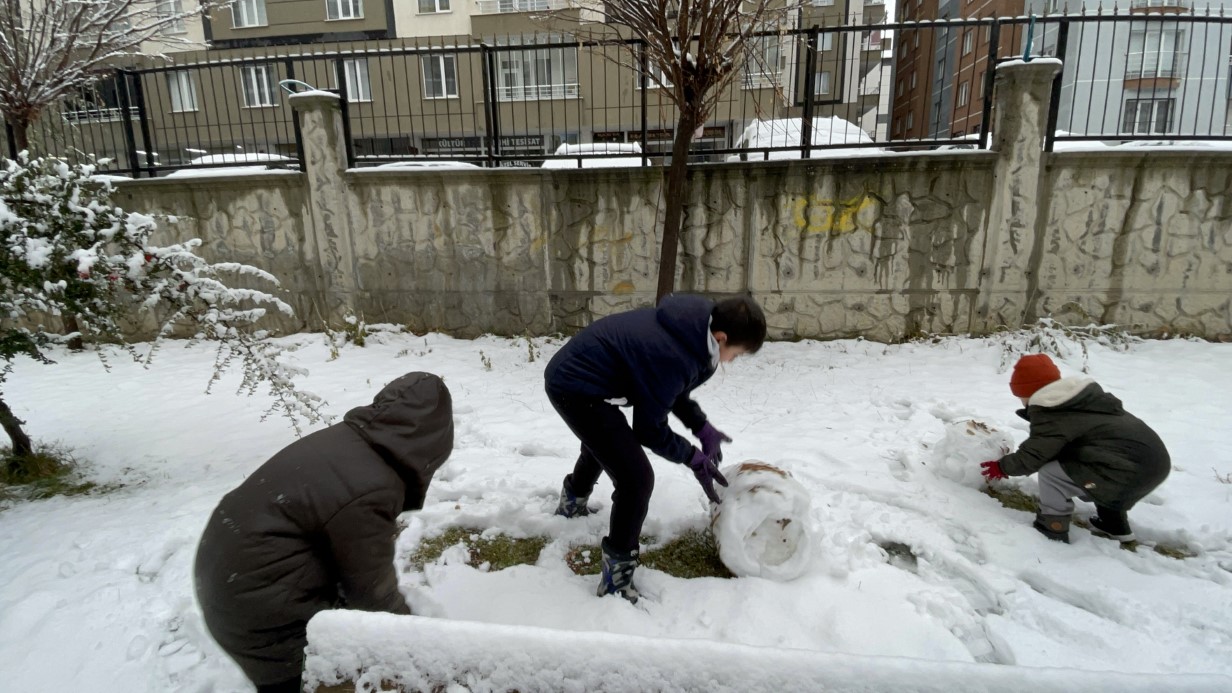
[{"xmin": 1010, "ymin": 354, "xmax": 1061, "ymax": 398}]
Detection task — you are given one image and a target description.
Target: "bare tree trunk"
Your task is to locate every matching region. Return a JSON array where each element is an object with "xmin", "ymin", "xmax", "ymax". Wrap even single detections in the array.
[
  {"xmin": 655, "ymin": 114, "xmax": 700, "ymax": 303},
  {"xmin": 11, "ymin": 118, "xmax": 29, "ymax": 153},
  {"xmin": 0, "ymin": 394, "xmax": 33, "ymax": 473},
  {"xmin": 64, "ymin": 315, "xmax": 84, "ymax": 351}
]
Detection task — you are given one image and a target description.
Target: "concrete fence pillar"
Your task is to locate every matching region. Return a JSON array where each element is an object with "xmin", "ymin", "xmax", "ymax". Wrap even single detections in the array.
[
  {"xmin": 974, "ymin": 58, "xmax": 1062, "ymax": 333},
  {"xmin": 290, "ymin": 91, "xmax": 360, "ymax": 326}
]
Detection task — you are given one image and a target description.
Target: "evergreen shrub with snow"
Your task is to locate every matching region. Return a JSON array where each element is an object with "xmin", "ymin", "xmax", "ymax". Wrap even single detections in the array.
[{"xmin": 0, "ymin": 156, "xmax": 325, "ymax": 478}]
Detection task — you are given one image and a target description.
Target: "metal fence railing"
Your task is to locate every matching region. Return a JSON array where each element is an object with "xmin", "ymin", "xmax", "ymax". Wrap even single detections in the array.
[{"xmin": 6, "ymin": 13, "xmax": 1230, "ymax": 176}]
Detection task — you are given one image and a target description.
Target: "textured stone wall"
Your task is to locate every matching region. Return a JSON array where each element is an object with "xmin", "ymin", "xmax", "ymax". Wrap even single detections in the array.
[
  {"xmin": 101, "ymin": 62, "xmax": 1232, "ymax": 342},
  {"xmin": 1034, "ymin": 151, "xmax": 1232, "ymax": 339},
  {"xmin": 111, "ymin": 173, "xmax": 312, "ymax": 335}
]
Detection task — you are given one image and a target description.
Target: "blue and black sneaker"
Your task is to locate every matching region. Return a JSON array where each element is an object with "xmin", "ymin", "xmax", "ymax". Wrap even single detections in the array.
[
  {"xmin": 596, "ymin": 537, "xmax": 640, "ymax": 604},
  {"xmin": 554, "ymin": 476, "xmax": 594, "ymax": 518}
]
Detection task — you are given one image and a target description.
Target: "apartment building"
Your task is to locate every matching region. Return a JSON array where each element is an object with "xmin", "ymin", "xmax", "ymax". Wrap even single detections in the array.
[
  {"xmin": 945, "ymin": 0, "xmax": 1023, "ymax": 136},
  {"xmin": 890, "ymin": 0, "xmax": 1023, "ymax": 140},
  {"xmin": 43, "ymin": 1, "xmax": 893, "ymax": 169},
  {"xmin": 798, "ymin": 0, "xmax": 891, "ymax": 140},
  {"xmin": 1025, "ymin": 0, "xmax": 1232, "ymax": 138},
  {"xmin": 890, "ymin": 0, "xmax": 939, "ymax": 139}
]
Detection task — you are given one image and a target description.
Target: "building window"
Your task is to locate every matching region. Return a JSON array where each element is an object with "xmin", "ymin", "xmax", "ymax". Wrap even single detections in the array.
[
  {"xmin": 1127, "ymin": 23, "xmax": 1184, "ymax": 78},
  {"xmin": 814, "ymin": 71, "xmax": 833, "ymax": 95},
  {"xmin": 337, "ymin": 59, "xmax": 372, "ymax": 101},
  {"xmin": 957, "ymin": 80, "xmax": 970, "ymax": 107},
  {"xmin": 1122, "ymin": 97, "xmax": 1174, "ymax": 134},
  {"xmin": 983, "ymin": 24, "xmax": 991, "ymax": 43},
  {"xmin": 496, "ymin": 45, "xmax": 579, "ymax": 101},
  {"xmin": 326, "ymin": 0, "xmax": 363, "ymax": 20},
  {"xmin": 907, "ymin": 112, "xmax": 914, "ymax": 129},
  {"xmin": 962, "ymin": 30, "xmax": 973, "ymax": 56},
  {"xmin": 157, "ymin": 0, "xmax": 186, "ymax": 34},
  {"xmin": 422, "ymin": 54, "xmax": 458, "ymax": 98},
  {"xmin": 477, "ymin": 0, "xmax": 551, "ymax": 12},
  {"xmin": 166, "ymin": 71, "xmax": 198, "ymax": 112},
  {"xmin": 640, "ymin": 65, "xmax": 672, "ymax": 89},
  {"xmin": 913, "ymin": 32, "xmax": 919, "ymax": 48},
  {"xmin": 240, "ymin": 65, "xmax": 277, "ymax": 107},
  {"xmin": 896, "ymin": 79, "xmax": 903, "ymax": 97},
  {"xmin": 418, "ymin": 0, "xmax": 450, "ymax": 12},
  {"xmin": 231, "ymin": 0, "xmax": 267, "ymax": 28},
  {"xmin": 745, "ymin": 32, "xmax": 784, "ymax": 88},
  {"xmin": 910, "ymin": 71, "xmax": 917, "ymax": 89},
  {"xmin": 821, "ymin": 33, "xmax": 834, "ymax": 52},
  {"xmin": 977, "ymin": 70, "xmax": 986, "ymax": 97},
  {"xmin": 63, "ymin": 75, "xmax": 135, "ymax": 123}
]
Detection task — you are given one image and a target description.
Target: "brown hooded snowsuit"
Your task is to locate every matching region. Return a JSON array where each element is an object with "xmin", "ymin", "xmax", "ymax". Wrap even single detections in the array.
[{"xmin": 194, "ymin": 372, "xmax": 453, "ymax": 686}]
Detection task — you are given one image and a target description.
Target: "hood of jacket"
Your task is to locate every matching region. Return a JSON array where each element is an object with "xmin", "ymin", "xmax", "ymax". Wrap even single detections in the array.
[
  {"xmin": 1027, "ymin": 376, "xmax": 1123, "ymax": 414},
  {"xmin": 344, "ymin": 371, "xmax": 454, "ymax": 511},
  {"xmin": 655, "ymin": 294, "xmax": 716, "ymax": 367}
]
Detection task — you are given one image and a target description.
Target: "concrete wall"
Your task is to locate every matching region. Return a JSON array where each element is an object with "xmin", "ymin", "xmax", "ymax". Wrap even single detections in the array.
[{"xmin": 108, "ymin": 62, "xmax": 1232, "ymax": 341}]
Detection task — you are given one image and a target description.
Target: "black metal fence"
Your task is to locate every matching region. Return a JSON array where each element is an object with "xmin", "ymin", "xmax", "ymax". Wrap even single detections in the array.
[{"xmin": 7, "ymin": 13, "xmax": 1230, "ymax": 176}]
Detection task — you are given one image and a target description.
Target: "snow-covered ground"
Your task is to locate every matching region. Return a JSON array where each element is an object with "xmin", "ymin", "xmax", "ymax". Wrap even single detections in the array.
[{"xmin": 0, "ymin": 330, "xmax": 1230, "ymax": 691}]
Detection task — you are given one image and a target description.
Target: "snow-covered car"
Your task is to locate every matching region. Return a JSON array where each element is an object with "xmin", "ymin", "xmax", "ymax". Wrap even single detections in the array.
[
  {"xmin": 164, "ymin": 152, "xmax": 298, "ymax": 178},
  {"xmin": 726, "ymin": 117, "xmax": 880, "ymax": 161},
  {"xmin": 372, "ymin": 160, "xmax": 482, "ymax": 170},
  {"xmin": 1114, "ymin": 139, "xmax": 1232, "ymax": 151},
  {"xmin": 935, "ymin": 130, "xmax": 1112, "ymax": 152},
  {"xmin": 540, "ymin": 142, "xmax": 646, "ymax": 169}
]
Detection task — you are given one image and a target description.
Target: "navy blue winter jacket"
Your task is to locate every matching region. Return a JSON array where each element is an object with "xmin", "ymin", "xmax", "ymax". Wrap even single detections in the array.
[{"xmin": 544, "ymin": 294, "xmax": 718, "ymax": 464}]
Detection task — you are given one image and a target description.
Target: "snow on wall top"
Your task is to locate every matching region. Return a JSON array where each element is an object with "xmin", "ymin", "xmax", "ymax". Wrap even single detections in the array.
[{"xmin": 304, "ymin": 611, "xmax": 1232, "ymax": 693}]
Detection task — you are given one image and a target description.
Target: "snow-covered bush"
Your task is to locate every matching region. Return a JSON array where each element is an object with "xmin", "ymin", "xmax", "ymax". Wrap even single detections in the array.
[
  {"xmin": 991, "ymin": 317, "xmax": 1139, "ymax": 374},
  {"xmin": 710, "ymin": 461, "xmax": 814, "ymax": 581},
  {"xmin": 0, "ymin": 156, "xmax": 325, "ymax": 473}
]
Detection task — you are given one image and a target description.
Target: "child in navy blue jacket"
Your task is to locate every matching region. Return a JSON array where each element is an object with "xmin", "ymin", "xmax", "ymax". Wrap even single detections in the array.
[{"xmin": 544, "ymin": 293, "xmax": 766, "ymax": 602}]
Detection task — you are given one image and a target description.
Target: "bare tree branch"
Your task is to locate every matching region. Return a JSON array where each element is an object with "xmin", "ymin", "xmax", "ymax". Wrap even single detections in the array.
[
  {"xmin": 533, "ymin": 0, "xmax": 804, "ymax": 300},
  {"xmin": 0, "ymin": 0, "xmax": 218, "ymax": 146}
]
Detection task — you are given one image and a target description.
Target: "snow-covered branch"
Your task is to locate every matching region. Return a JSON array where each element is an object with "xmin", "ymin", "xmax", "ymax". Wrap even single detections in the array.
[
  {"xmin": 0, "ymin": 155, "xmax": 330, "ymax": 433},
  {"xmin": 0, "ymin": 0, "xmax": 218, "ymax": 144}
]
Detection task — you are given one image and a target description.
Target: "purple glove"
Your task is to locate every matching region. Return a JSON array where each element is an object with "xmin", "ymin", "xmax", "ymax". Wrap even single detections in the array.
[
  {"xmin": 697, "ymin": 422, "xmax": 732, "ymax": 463},
  {"xmin": 688, "ymin": 448, "xmax": 729, "ymax": 505}
]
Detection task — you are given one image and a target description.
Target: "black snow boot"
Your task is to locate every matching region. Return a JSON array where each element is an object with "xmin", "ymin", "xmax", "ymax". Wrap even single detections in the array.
[
  {"xmin": 1089, "ymin": 505, "xmax": 1135, "ymax": 543},
  {"xmin": 1033, "ymin": 513, "xmax": 1071, "ymax": 543},
  {"xmin": 596, "ymin": 537, "xmax": 640, "ymax": 604},
  {"xmin": 554, "ymin": 475, "xmax": 594, "ymax": 518}
]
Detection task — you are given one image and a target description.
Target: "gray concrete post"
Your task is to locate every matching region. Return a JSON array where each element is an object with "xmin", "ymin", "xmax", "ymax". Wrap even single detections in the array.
[
  {"xmin": 974, "ymin": 58, "xmax": 1062, "ymax": 332},
  {"xmin": 290, "ymin": 90, "xmax": 360, "ymax": 325}
]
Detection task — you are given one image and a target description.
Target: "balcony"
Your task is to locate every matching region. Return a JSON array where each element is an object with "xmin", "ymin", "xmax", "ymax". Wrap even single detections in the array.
[
  {"xmin": 497, "ymin": 82, "xmax": 580, "ymax": 101},
  {"xmin": 62, "ymin": 106, "xmax": 138, "ymax": 124},
  {"xmin": 743, "ymin": 72, "xmax": 783, "ymax": 90},
  {"xmin": 1130, "ymin": 0, "xmax": 1191, "ymax": 13},
  {"xmin": 1125, "ymin": 50, "xmax": 1185, "ymax": 83},
  {"xmin": 475, "ymin": 0, "xmax": 566, "ymax": 14}
]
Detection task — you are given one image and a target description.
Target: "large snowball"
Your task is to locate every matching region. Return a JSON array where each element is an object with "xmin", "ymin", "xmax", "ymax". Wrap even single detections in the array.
[
  {"xmin": 928, "ymin": 419, "xmax": 1015, "ymax": 488},
  {"xmin": 710, "ymin": 461, "xmax": 814, "ymax": 581}
]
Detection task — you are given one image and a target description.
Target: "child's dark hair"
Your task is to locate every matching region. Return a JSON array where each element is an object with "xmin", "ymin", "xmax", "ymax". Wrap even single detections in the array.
[{"xmin": 711, "ymin": 295, "xmax": 767, "ymax": 354}]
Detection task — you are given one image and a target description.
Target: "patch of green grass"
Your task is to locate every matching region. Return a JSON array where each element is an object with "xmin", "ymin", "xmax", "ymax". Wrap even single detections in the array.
[
  {"xmin": 1150, "ymin": 543, "xmax": 1197, "ymax": 560},
  {"xmin": 0, "ymin": 445, "xmax": 110, "ymax": 504},
  {"xmin": 982, "ymin": 485, "xmax": 1039, "ymax": 513},
  {"xmin": 878, "ymin": 540, "xmax": 919, "ymax": 572},
  {"xmin": 409, "ymin": 527, "xmax": 549, "ymax": 572},
  {"xmin": 565, "ymin": 529, "xmax": 733, "ymax": 579},
  {"xmin": 411, "ymin": 527, "xmax": 733, "ymax": 580},
  {"xmin": 1071, "ymin": 517, "xmax": 1198, "ymax": 559}
]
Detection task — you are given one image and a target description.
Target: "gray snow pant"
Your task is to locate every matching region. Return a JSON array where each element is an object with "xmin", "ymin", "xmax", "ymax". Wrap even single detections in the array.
[{"xmin": 1038, "ymin": 461, "xmax": 1093, "ymax": 515}]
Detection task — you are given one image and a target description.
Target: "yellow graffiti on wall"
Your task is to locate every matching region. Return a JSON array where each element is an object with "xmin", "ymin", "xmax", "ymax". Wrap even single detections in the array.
[{"xmin": 792, "ymin": 192, "xmax": 878, "ymax": 235}]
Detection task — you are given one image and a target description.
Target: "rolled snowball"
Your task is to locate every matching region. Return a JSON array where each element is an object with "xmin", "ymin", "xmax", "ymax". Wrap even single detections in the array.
[{"xmin": 710, "ymin": 461, "xmax": 814, "ymax": 581}]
